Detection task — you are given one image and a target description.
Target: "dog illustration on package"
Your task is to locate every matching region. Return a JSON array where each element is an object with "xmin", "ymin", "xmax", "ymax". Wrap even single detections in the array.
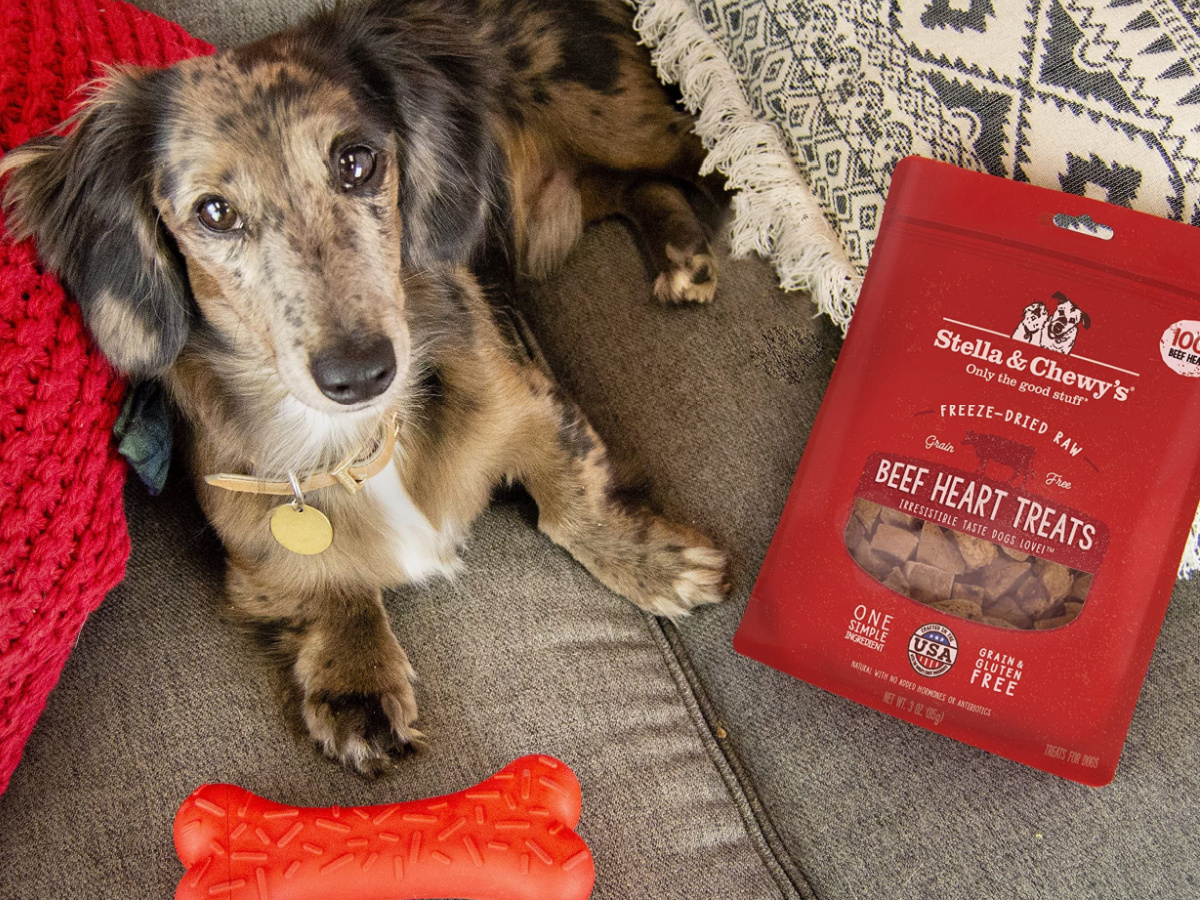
[{"xmin": 1012, "ymin": 291, "xmax": 1090, "ymax": 355}]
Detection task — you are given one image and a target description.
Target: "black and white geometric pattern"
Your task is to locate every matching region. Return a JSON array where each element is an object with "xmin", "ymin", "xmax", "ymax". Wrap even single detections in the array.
[{"xmin": 688, "ymin": 0, "xmax": 1200, "ymax": 271}]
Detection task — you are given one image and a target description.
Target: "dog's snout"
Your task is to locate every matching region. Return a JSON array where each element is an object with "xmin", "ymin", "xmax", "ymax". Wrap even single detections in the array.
[{"xmin": 309, "ymin": 336, "xmax": 397, "ymax": 405}]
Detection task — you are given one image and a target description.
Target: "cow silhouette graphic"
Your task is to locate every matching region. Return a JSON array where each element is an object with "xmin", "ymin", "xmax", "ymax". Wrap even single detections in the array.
[{"xmin": 961, "ymin": 431, "xmax": 1036, "ymax": 486}]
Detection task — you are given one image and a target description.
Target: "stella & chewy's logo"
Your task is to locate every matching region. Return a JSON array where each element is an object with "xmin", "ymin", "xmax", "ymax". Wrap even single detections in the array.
[
  {"xmin": 1012, "ymin": 291, "xmax": 1090, "ymax": 356},
  {"xmin": 934, "ymin": 290, "xmax": 1139, "ymax": 401},
  {"xmin": 908, "ymin": 623, "xmax": 958, "ymax": 678}
]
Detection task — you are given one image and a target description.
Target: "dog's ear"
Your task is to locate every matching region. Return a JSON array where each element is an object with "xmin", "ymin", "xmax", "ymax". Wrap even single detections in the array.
[
  {"xmin": 0, "ymin": 68, "xmax": 192, "ymax": 378},
  {"xmin": 1079, "ymin": 309, "xmax": 1091, "ymax": 330},
  {"xmin": 395, "ymin": 79, "xmax": 506, "ymax": 269}
]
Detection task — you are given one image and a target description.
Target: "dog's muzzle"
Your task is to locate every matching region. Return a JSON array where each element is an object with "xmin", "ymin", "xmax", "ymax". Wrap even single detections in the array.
[{"xmin": 309, "ymin": 335, "xmax": 397, "ymax": 404}]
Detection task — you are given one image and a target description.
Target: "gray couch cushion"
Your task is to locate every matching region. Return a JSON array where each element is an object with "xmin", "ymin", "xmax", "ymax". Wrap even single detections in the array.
[
  {"xmin": 132, "ymin": 0, "xmax": 322, "ymax": 47},
  {"xmin": 0, "ymin": 467, "xmax": 799, "ymax": 899},
  {"xmin": 520, "ymin": 221, "xmax": 1200, "ymax": 900}
]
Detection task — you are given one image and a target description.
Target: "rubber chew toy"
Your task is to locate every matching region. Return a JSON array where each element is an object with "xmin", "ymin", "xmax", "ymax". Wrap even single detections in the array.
[{"xmin": 173, "ymin": 755, "xmax": 594, "ymax": 900}]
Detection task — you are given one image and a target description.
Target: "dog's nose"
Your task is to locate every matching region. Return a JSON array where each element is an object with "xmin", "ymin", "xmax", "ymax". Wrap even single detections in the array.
[{"xmin": 309, "ymin": 336, "xmax": 397, "ymax": 405}]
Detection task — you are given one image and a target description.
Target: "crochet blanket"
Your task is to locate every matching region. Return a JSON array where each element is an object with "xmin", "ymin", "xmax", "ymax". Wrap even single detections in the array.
[
  {"xmin": 633, "ymin": 0, "xmax": 1200, "ymax": 576},
  {"xmin": 0, "ymin": 0, "xmax": 210, "ymax": 795}
]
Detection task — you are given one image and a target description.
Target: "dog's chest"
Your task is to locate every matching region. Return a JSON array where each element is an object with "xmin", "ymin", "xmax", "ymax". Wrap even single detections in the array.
[{"xmin": 365, "ymin": 463, "xmax": 462, "ymax": 583}]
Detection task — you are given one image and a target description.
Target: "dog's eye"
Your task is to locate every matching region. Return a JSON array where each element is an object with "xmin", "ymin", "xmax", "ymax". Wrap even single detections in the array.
[
  {"xmin": 338, "ymin": 145, "xmax": 377, "ymax": 189},
  {"xmin": 197, "ymin": 196, "xmax": 242, "ymax": 233}
]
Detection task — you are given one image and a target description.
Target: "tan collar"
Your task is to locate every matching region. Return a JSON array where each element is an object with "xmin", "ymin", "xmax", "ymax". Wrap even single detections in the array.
[{"xmin": 204, "ymin": 414, "xmax": 400, "ymax": 497}]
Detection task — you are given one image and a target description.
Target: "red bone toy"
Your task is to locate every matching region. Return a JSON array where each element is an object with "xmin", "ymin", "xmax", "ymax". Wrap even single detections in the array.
[{"xmin": 173, "ymin": 755, "xmax": 594, "ymax": 900}]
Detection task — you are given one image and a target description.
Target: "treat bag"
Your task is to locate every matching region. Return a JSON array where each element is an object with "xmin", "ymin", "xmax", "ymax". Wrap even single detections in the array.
[{"xmin": 735, "ymin": 156, "xmax": 1200, "ymax": 785}]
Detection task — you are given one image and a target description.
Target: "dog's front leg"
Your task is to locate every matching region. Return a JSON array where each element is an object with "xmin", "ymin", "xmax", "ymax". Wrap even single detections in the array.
[
  {"xmin": 227, "ymin": 566, "xmax": 420, "ymax": 777},
  {"xmin": 511, "ymin": 370, "xmax": 730, "ymax": 619}
]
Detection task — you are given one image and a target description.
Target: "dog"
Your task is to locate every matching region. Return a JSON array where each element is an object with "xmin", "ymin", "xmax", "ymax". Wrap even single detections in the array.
[
  {"xmin": 0, "ymin": 0, "xmax": 729, "ymax": 776},
  {"xmin": 1012, "ymin": 301, "xmax": 1048, "ymax": 347},
  {"xmin": 1040, "ymin": 291, "xmax": 1090, "ymax": 355}
]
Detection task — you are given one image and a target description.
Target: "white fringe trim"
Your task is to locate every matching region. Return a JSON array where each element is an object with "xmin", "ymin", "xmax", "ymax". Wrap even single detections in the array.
[
  {"xmin": 631, "ymin": 0, "xmax": 1200, "ymax": 580},
  {"xmin": 631, "ymin": 0, "xmax": 863, "ymax": 333}
]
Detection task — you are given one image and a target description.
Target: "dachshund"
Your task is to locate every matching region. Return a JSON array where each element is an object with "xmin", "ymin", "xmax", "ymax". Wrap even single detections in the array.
[{"xmin": 0, "ymin": 0, "xmax": 728, "ymax": 776}]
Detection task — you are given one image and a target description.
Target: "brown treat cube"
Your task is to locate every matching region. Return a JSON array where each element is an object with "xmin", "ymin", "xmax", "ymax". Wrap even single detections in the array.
[
  {"xmin": 1063, "ymin": 600, "xmax": 1083, "ymax": 618},
  {"xmin": 931, "ymin": 597, "xmax": 984, "ymax": 620},
  {"xmin": 980, "ymin": 559, "xmax": 1030, "ymax": 600},
  {"xmin": 1069, "ymin": 572, "xmax": 1093, "ymax": 600},
  {"xmin": 873, "ymin": 523, "xmax": 920, "ymax": 563},
  {"xmin": 845, "ymin": 513, "xmax": 869, "ymax": 551},
  {"xmin": 882, "ymin": 566, "xmax": 911, "ymax": 596},
  {"xmin": 916, "ymin": 522, "xmax": 966, "ymax": 575},
  {"xmin": 1034, "ymin": 559, "xmax": 1073, "ymax": 603},
  {"xmin": 984, "ymin": 595, "xmax": 1034, "ymax": 629},
  {"xmin": 979, "ymin": 615, "xmax": 1020, "ymax": 629},
  {"xmin": 853, "ymin": 499, "xmax": 882, "ymax": 530},
  {"xmin": 851, "ymin": 542, "xmax": 893, "ymax": 578},
  {"xmin": 1016, "ymin": 576, "xmax": 1055, "ymax": 618},
  {"xmin": 879, "ymin": 507, "xmax": 918, "ymax": 529},
  {"xmin": 952, "ymin": 582, "xmax": 987, "ymax": 604},
  {"xmin": 951, "ymin": 531, "xmax": 998, "ymax": 569},
  {"xmin": 999, "ymin": 545, "xmax": 1030, "ymax": 561},
  {"xmin": 902, "ymin": 560, "xmax": 955, "ymax": 602},
  {"xmin": 846, "ymin": 515, "xmax": 892, "ymax": 577}
]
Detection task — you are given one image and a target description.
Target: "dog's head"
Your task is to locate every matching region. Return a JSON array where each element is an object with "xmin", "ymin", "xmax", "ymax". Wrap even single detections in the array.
[
  {"xmin": 1020, "ymin": 301, "xmax": 1049, "ymax": 334},
  {"xmin": 1046, "ymin": 292, "xmax": 1090, "ymax": 344},
  {"xmin": 0, "ymin": 8, "xmax": 501, "ymax": 417}
]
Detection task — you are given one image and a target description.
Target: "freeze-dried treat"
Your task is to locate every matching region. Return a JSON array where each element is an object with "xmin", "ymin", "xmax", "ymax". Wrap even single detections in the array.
[
  {"xmin": 845, "ymin": 512, "xmax": 869, "ymax": 552},
  {"xmin": 980, "ymin": 559, "xmax": 1030, "ymax": 600},
  {"xmin": 902, "ymin": 560, "xmax": 955, "ymax": 602},
  {"xmin": 883, "ymin": 567, "xmax": 911, "ymax": 596},
  {"xmin": 851, "ymin": 542, "xmax": 894, "ymax": 579},
  {"xmin": 873, "ymin": 523, "xmax": 920, "ymax": 563},
  {"xmin": 1035, "ymin": 559, "xmax": 1073, "ymax": 603},
  {"xmin": 951, "ymin": 583, "xmax": 987, "ymax": 604},
  {"xmin": 854, "ymin": 499, "xmax": 882, "ymax": 529},
  {"xmin": 951, "ymin": 531, "xmax": 998, "ymax": 570},
  {"xmin": 1070, "ymin": 574, "xmax": 1092, "ymax": 600},
  {"xmin": 986, "ymin": 595, "xmax": 1034, "ymax": 630},
  {"xmin": 879, "ymin": 507, "xmax": 918, "ymax": 529},
  {"xmin": 917, "ymin": 521, "xmax": 966, "ymax": 575},
  {"xmin": 1016, "ymin": 576, "xmax": 1056, "ymax": 618}
]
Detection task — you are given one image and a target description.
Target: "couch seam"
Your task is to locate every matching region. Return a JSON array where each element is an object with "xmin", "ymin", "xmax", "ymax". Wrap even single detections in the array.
[{"xmin": 644, "ymin": 613, "xmax": 818, "ymax": 900}]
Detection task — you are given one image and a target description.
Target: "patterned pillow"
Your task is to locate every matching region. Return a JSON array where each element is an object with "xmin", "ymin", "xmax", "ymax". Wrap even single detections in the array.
[
  {"xmin": 636, "ymin": 0, "xmax": 1200, "ymax": 318},
  {"xmin": 633, "ymin": 0, "xmax": 1200, "ymax": 572}
]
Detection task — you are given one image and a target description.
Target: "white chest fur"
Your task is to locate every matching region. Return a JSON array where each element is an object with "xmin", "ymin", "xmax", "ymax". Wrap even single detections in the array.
[{"xmin": 364, "ymin": 462, "xmax": 462, "ymax": 583}]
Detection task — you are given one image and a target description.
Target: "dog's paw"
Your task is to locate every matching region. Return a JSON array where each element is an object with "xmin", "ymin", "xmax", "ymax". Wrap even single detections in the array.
[
  {"xmin": 623, "ymin": 521, "xmax": 730, "ymax": 619},
  {"xmin": 654, "ymin": 242, "xmax": 718, "ymax": 304},
  {"xmin": 301, "ymin": 665, "xmax": 422, "ymax": 778}
]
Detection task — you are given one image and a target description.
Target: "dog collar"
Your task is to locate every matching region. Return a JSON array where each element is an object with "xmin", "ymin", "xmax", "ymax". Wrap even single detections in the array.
[{"xmin": 204, "ymin": 413, "xmax": 401, "ymax": 498}]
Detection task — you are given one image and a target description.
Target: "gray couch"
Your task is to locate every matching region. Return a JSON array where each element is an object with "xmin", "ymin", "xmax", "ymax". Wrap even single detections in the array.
[{"xmin": 1, "ymin": 3, "xmax": 1197, "ymax": 898}]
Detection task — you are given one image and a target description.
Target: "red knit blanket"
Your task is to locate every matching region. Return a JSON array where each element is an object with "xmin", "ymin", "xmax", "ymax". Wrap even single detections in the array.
[{"xmin": 0, "ymin": 0, "xmax": 211, "ymax": 795}]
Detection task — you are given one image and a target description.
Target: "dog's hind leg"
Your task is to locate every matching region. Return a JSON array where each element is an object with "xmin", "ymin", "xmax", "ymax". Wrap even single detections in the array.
[
  {"xmin": 507, "ymin": 362, "xmax": 729, "ymax": 618},
  {"xmin": 581, "ymin": 173, "xmax": 721, "ymax": 304}
]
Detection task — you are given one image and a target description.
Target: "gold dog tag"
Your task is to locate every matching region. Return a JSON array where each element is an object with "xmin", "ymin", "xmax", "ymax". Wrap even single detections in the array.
[{"xmin": 270, "ymin": 502, "xmax": 333, "ymax": 555}]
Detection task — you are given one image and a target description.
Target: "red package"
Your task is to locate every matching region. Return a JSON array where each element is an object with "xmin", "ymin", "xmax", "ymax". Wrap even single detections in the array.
[{"xmin": 735, "ymin": 156, "xmax": 1200, "ymax": 785}]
